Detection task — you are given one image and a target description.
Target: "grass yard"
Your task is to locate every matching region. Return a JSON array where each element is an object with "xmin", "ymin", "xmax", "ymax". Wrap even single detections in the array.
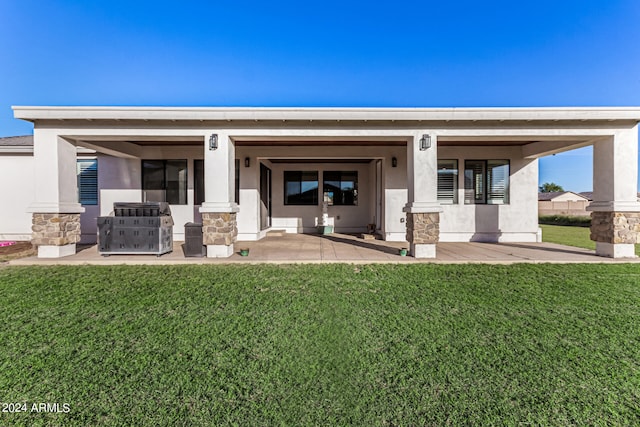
[
  {"xmin": 1, "ymin": 264, "xmax": 639, "ymax": 426},
  {"xmin": 541, "ymin": 224, "xmax": 640, "ymax": 256}
]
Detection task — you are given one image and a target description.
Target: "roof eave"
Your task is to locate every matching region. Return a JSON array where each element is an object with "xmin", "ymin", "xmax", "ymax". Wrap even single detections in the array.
[{"xmin": 12, "ymin": 106, "xmax": 640, "ymax": 123}]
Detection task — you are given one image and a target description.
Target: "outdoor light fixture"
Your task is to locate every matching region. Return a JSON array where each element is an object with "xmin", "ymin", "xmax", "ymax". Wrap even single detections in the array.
[
  {"xmin": 245, "ymin": 157, "xmax": 250, "ymax": 167},
  {"xmin": 209, "ymin": 134, "xmax": 218, "ymax": 151},
  {"xmin": 392, "ymin": 157, "xmax": 398, "ymax": 167},
  {"xmin": 419, "ymin": 134, "xmax": 431, "ymax": 151}
]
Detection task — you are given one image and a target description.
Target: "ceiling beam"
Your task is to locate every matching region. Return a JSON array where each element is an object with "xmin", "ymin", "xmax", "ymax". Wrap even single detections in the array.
[{"xmin": 521, "ymin": 139, "xmax": 598, "ymax": 159}]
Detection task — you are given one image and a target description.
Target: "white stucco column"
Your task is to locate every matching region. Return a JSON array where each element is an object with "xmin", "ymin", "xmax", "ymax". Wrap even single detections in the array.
[
  {"xmin": 199, "ymin": 132, "xmax": 239, "ymax": 257},
  {"xmin": 587, "ymin": 127, "xmax": 640, "ymax": 258},
  {"xmin": 28, "ymin": 128, "xmax": 84, "ymax": 258},
  {"xmin": 235, "ymin": 148, "xmax": 262, "ymax": 241},
  {"xmin": 403, "ymin": 132, "xmax": 442, "ymax": 258}
]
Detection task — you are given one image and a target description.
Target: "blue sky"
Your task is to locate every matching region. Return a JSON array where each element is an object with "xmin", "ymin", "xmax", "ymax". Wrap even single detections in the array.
[{"xmin": 1, "ymin": 0, "xmax": 639, "ymax": 192}]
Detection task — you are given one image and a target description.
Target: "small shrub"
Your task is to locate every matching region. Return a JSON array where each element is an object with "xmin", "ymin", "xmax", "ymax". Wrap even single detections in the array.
[{"xmin": 539, "ymin": 215, "xmax": 591, "ymax": 227}]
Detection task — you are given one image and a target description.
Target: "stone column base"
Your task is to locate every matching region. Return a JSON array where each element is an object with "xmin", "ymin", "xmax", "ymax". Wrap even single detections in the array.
[
  {"xmin": 31, "ymin": 213, "xmax": 81, "ymax": 258},
  {"xmin": 202, "ymin": 212, "xmax": 238, "ymax": 258},
  {"xmin": 406, "ymin": 212, "xmax": 439, "ymax": 258},
  {"xmin": 410, "ymin": 243, "xmax": 437, "ymax": 259},
  {"xmin": 595, "ymin": 242, "xmax": 636, "ymax": 258},
  {"xmin": 207, "ymin": 244, "xmax": 235, "ymax": 258},
  {"xmin": 38, "ymin": 244, "xmax": 77, "ymax": 258},
  {"xmin": 590, "ymin": 211, "xmax": 640, "ymax": 258}
]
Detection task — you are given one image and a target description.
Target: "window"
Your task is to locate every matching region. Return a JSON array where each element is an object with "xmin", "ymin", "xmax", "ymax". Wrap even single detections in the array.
[
  {"xmin": 464, "ymin": 160, "xmax": 509, "ymax": 204},
  {"xmin": 323, "ymin": 171, "xmax": 358, "ymax": 205},
  {"xmin": 284, "ymin": 171, "xmax": 318, "ymax": 205},
  {"xmin": 142, "ymin": 160, "xmax": 187, "ymax": 205},
  {"xmin": 437, "ymin": 160, "xmax": 458, "ymax": 204},
  {"xmin": 77, "ymin": 159, "xmax": 98, "ymax": 205}
]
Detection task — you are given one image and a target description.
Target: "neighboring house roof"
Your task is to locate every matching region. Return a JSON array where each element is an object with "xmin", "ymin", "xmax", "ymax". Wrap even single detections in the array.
[
  {"xmin": 538, "ymin": 191, "xmax": 589, "ymax": 202},
  {"xmin": 579, "ymin": 191, "xmax": 640, "ymax": 201},
  {"xmin": 538, "ymin": 191, "xmax": 565, "ymax": 201},
  {"xmin": 579, "ymin": 192, "xmax": 593, "ymax": 201}
]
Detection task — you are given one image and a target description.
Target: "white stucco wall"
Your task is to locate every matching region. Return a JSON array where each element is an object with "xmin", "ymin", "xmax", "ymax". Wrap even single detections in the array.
[
  {"xmin": 438, "ymin": 146, "xmax": 539, "ymax": 242},
  {"xmin": 98, "ymin": 154, "xmax": 143, "ymax": 216},
  {"xmin": 0, "ymin": 153, "xmax": 34, "ymax": 240}
]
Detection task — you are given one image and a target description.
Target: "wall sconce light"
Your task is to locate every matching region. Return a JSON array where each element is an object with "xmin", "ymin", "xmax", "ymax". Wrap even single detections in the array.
[
  {"xmin": 209, "ymin": 134, "xmax": 218, "ymax": 151},
  {"xmin": 392, "ymin": 157, "xmax": 398, "ymax": 167},
  {"xmin": 245, "ymin": 157, "xmax": 250, "ymax": 168},
  {"xmin": 419, "ymin": 134, "xmax": 431, "ymax": 151}
]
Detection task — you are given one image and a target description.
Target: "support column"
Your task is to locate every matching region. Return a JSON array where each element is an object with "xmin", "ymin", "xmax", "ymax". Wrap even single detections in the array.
[
  {"xmin": 199, "ymin": 132, "xmax": 239, "ymax": 257},
  {"xmin": 28, "ymin": 129, "xmax": 84, "ymax": 258},
  {"xmin": 587, "ymin": 127, "xmax": 640, "ymax": 258},
  {"xmin": 403, "ymin": 132, "xmax": 442, "ymax": 258}
]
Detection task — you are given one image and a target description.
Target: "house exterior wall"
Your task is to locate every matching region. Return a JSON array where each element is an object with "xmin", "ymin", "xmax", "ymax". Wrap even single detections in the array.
[
  {"xmin": 0, "ymin": 153, "xmax": 34, "ymax": 240},
  {"xmin": 438, "ymin": 146, "xmax": 539, "ymax": 242}
]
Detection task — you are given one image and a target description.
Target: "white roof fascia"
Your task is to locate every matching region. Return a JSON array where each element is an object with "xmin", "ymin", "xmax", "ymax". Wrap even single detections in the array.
[
  {"xmin": 0, "ymin": 146, "xmax": 33, "ymax": 153},
  {"xmin": 12, "ymin": 106, "xmax": 640, "ymax": 123},
  {"xmin": 0, "ymin": 146, "xmax": 95, "ymax": 154}
]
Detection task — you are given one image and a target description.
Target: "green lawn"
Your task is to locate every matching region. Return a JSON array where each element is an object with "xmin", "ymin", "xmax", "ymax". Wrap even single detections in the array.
[
  {"xmin": 1, "ymin": 264, "xmax": 639, "ymax": 426},
  {"xmin": 541, "ymin": 224, "xmax": 640, "ymax": 256}
]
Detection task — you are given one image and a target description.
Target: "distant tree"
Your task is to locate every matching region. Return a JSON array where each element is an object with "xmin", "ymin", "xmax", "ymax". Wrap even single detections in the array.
[{"xmin": 539, "ymin": 182, "xmax": 564, "ymax": 193}]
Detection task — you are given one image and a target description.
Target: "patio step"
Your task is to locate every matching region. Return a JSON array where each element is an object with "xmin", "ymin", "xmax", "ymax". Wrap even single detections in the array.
[
  {"xmin": 361, "ymin": 233, "xmax": 382, "ymax": 240},
  {"xmin": 266, "ymin": 229, "xmax": 287, "ymax": 237}
]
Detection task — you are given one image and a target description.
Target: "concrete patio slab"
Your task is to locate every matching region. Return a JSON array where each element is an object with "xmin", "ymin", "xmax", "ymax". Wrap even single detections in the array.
[{"xmin": 8, "ymin": 233, "xmax": 640, "ymax": 266}]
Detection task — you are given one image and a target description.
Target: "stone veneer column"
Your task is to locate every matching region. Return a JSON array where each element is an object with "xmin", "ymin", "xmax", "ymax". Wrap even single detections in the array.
[
  {"xmin": 29, "ymin": 129, "xmax": 84, "ymax": 258},
  {"xmin": 31, "ymin": 213, "xmax": 81, "ymax": 258},
  {"xmin": 587, "ymin": 129, "xmax": 640, "ymax": 258},
  {"xmin": 406, "ymin": 212, "xmax": 440, "ymax": 249},
  {"xmin": 590, "ymin": 212, "xmax": 640, "ymax": 258},
  {"xmin": 202, "ymin": 213, "xmax": 238, "ymax": 255}
]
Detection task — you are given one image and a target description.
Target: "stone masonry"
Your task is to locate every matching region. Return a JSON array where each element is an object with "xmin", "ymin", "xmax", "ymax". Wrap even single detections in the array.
[
  {"xmin": 202, "ymin": 212, "xmax": 238, "ymax": 246},
  {"xmin": 406, "ymin": 212, "xmax": 440, "ymax": 244},
  {"xmin": 590, "ymin": 211, "xmax": 640, "ymax": 244},
  {"xmin": 31, "ymin": 213, "xmax": 81, "ymax": 246}
]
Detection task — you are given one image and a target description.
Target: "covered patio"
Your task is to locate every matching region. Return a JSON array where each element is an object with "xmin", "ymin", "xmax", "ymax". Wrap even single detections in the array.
[
  {"xmin": 11, "ymin": 106, "xmax": 640, "ymax": 260},
  {"xmin": 9, "ymin": 234, "xmax": 639, "ymax": 265}
]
